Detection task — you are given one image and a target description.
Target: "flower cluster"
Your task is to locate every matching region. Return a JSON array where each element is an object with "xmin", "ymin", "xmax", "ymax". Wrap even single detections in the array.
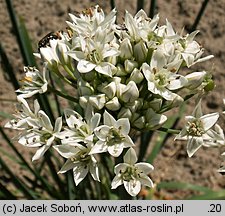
[{"xmin": 5, "ymin": 5, "xmax": 224, "ymax": 196}]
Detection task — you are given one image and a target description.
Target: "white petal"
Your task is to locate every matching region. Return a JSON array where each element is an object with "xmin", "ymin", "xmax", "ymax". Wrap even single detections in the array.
[
  {"xmin": 94, "ymin": 125, "xmax": 110, "ymax": 140},
  {"xmin": 108, "ymin": 144, "xmax": 124, "ymax": 157},
  {"xmin": 32, "ymin": 144, "xmax": 51, "ymax": 161},
  {"xmin": 124, "ymin": 180, "xmax": 141, "ymax": 196},
  {"xmin": 90, "ymin": 162, "xmax": 100, "ymax": 182},
  {"xmin": 58, "ymin": 159, "xmax": 76, "ymax": 173},
  {"xmin": 53, "ymin": 144, "xmax": 81, "ymax": 158},
  {"xmin": 135, "ymin": 162, "xmax": 154, "ymax": 174},
  {"xmin": 103, "ymin": 110, "xmax": 116, "ymax": 126},
  {"xmin": 116, "ymin": 118, "xmax": 130, "ymax": 135},
  {"xmin": 77, "ymin": 60, "xmax": 96, "ymax": 73},
  {"xmin": 200, "ymin": 113, "xmax": 219, "ymax": 131},
  {"xmin": 114, "ymin": 163, "xmax": 128, "ymax": 174},
  {"xmin": 89, "ymin": 113, "xmax": 101, "ymax": 132},
  {"xmin": 187, "ymin": 136, "xmax": 203, "ymax": 157},
  {"xmin": 73, "ymin": 164, "xmax": 88, "ymax": 186},
  {"xmin": 111, "ymin": 175, "xmax": 123, "ymax": 189},
  {"xmin": 54, "ymin": 117, "xmax": 62, "ymax": 133},
  {"xmin": 124, "ymin": 148, "xmax": 137, "ymax": 165},
  {"xmin": 95, "ymin": 63, "xmax": 112, "ymax": 77},
  {"xmin": 139, "ymin": 175, "xmax": 154, "ymax": 188},
  {"xmin": 38, "ymin": 110, "xmax": 53, "ymax": 131},
  {"xmin": 89, "ymin": 140, "xmax": 108, "ymax": 154}
]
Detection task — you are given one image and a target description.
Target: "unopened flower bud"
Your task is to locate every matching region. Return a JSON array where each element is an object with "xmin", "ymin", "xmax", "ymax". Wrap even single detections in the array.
[
  {"xmin": 124, "ymin": 60, "xmax": 138, "ymax": 73},
  {"xmin": 89, "ymin": 94, "xmax": 106, "ymax": 110},
  {"xmin": 121, "ymin": 81, "xmax": 139, "ymax": 103},
  {"xmin": 128, "ymin": 68, "xmax": 144, "ymax": 84},
  {"xmin": 145, "ymin": 108, "xmax": 167, "ymax": 129},
  {"xmin": 185, "ymin": 71, "xmax": 206, "ymax": 89},
  {"xmin": 101, "ymin": 82, "xmax": 116, "ymax": 99},
  {"xmin": 78, "ymin": 78, "xmax": 94, "ymax": 96},
  {"xmin": 115, "ymin": 64, "xmax": 127, "ymax": 76},
  {"xmin": 105, "ymin": 97, "xmax": 121, "ymax": 111},
  {"xmin": 118, "ymin": 108, "xmax": 132, "ymax": 119},
  {"xmin": 148, "ymin": 99, "xmax": 162, "ymax": 112},
  {"xmin": 134, "ymin": 40, "xmax": 147, "ymax": 64},
  {"xmin": 132, "ymin": 116, "xmax": 145, "ymax": 129},
  {"xmin": 79, "ymin": 96, "xmax": 88, "ymax": 108},
  {"xmin": 119, "ymin": 38, "xmax": 133, "ymax": 60}
]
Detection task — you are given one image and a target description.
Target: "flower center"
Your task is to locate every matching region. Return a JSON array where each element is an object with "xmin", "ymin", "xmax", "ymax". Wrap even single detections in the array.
[
  {"xmin": 106, "ymin": 127, "xmax": 124, "ymax": 146},
  {"xmin": 40, "ymin": 132, "xmax": 52, "ymax": 142},
  {"xmin": 121, "ymin": 166, "xmax": 138, "ymax": 181},
  {"xmin": 187, "ymin": 119, "xmax": 205, "ymax": 136},
  {"xmin": 154, "ymin": 71, "xmax": 168, "ymax": 87},
  {"xmin": 88, "ymin": 49, "xmax": 102, "ymax": 64}
]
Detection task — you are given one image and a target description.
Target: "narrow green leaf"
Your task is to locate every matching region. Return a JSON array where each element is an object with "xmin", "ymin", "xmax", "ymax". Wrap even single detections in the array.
[
  {"xmin": 157, "ymin": 181, "xmax": 212, "ymax": 193},
  {"xmin": 138, "ymin": 131, "xmax": 153, "ymax": 162},
  {"xmin": 0, "ymin": 43, "xmax": 20, "ymax": 90},
  {"xmin": 0, "ymin": 157, "xmax": 37, "ymax": 199},
  {"xmin": 0, "ymin": 127, "xmax": 61, "ymax": 198},
  {"xmin": 110, "ymin": 0, "xmax": 115, "ymax": 10},
  {"xmin": 18, "ymin": 16, "xmax": 37, "ymax": 66},
  {"xmin": 0, "ymin": 181, "xmax": 16, "ymax": 199},
  {"xmin": 189, "ymin": 190, "xmax": 225, "ymax": 200},
  {"xmin": 190, "ymin": 0, "xmax": 210, "ymax": 32},
  {"xmin": 0, "ymin": 111, "xmax": 14, "ymax": 119},
  {"xmin": 149, "ymin": 0, "xmax": 157, "ymax": 18},
  {"xmin": 137, "ymin": 0, "xmax": 145, "ymax": 13}
]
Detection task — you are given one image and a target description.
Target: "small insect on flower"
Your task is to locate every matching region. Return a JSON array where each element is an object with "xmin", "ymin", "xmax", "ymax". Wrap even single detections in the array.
[{"xmin": 38, "ymin": 31, "xmax": 62, "ymax": 51}]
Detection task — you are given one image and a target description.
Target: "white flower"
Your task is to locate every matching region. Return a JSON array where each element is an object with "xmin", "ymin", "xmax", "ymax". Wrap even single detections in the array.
[
  {"xmin": 67, "ymin": 28, "xmax": 119, "ymax": 77},
  {"xmin": 16, "ymin": 65, "xmax": 48, "ymax": 98},
  {"xmin": 34, "ymin": 31, "xmax": 71, "ymax": 66},
  {"xmin": 89, "ymin": 111, "xmax": 134, "ymax": 157},
  {"xmin": 111, "ymin": 148, "xmax": 154, "ymax": 196},
  {"xmin": 142, "ymin": 51, "xmax": 187, "ymax": 100},
  {"xmin": 54, "ymin": 142, "xmax": 100, "ymax": 185},
  {"xmin": 58, "ymin": 109, "xmax": 101, "ymax": 144},
  {"xmin": 22, "ymin": 113, "xmax": 62, "ymax": 161},
  {"xmin": 5, "ymin": 97, "xmax": 40, "ymax": 130},
  {"xmin": 179, "ymin": 31, "xmax": 214, "ymax": 67},
  {"xmin": 175, "ymin": 99, "xmax": 219, "ymax": 157},
  {"xmin": 5, "ymin": 97, "xmax": 62, "ymax": 161},
  {"xmin": 67, "ymin": 5, "xmax": 116, "ymax": 38},
  {"xmin": 203, "ymin": 124, "xmax": 224, "ymax": 147}
]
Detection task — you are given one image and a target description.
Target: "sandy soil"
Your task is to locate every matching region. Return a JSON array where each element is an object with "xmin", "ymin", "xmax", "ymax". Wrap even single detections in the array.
[{"xmin": 0, "ymin": 0, "xmax": 225, "ymax": 199}]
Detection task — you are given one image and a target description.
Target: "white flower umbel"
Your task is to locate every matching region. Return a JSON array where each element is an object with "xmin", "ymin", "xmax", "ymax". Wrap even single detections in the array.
[
  {"xmin": 175, "ymin": 99, "xmax": 219, "ymax": 157},
  {"xmin": 54, "ymin": 142, "xmax": 100, "ymax": 185},
  {"xmin": 111, "ymin": 148, "xmax": 154, "ymax": 196},
  {"xmin": 90, "ymin": 111, "xmax": 134, "ymax": 157},
  {"xmin": 16, "ymin": 65, "xmax": 48, "ymax": 98}
]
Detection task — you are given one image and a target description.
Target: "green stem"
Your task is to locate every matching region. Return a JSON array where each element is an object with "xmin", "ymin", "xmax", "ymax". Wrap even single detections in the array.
[
  {"xmin": 157, "ymin": 127, "xmax": 180, "ymax": 134},
  {"xmin": 190, "ymin": 0, "xmax": 210, "ymax": 32},
  {"xmin": 51, "ymin": 66, "xmax": 75, "ymax": 87},
  {"xmin": 48, "ymin": 86, "xmax": 78, "ymax": 103},
  {"xmin": 137, "ymin": 0, "xmax": 145, "ymax": 13},
  {"xmin": 63, "ymin": 64, "xmax": 76, "ymax": 81},
  {"xmin": 149, "ymin": 0, "xmax": 157, "ymax": 18}
]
